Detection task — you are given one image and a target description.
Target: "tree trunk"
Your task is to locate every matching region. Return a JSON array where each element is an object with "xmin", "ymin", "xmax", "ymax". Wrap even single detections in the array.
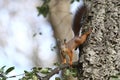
[
  {"xmin": 48, "ymin": 0, "xmax": 74, "ymax": 42},
  {"xmin": 80, "ymin": 0, "xmax": 120, "ymax": 79},
  {"xmin": 48, "ymin": 0, "xmax": 78, "ymax": 80},
  {"xmin": 48, "ymin": 0, "xmax": 119, "ymax": 80}
]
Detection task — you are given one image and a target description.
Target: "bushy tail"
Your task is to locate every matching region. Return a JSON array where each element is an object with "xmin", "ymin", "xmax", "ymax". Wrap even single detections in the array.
[{"xmin": 72, "ymin": 5, "xmax": 87, "ymax": 36}]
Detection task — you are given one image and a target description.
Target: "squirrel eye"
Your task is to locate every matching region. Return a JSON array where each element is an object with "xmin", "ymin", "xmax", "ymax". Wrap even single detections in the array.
[{"xmin": 61, "ymin": 49, "xmax": 65, "ymax": 53}]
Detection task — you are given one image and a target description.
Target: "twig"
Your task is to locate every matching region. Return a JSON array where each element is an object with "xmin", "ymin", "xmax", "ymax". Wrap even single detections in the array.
[
  {"xmin": 7, "ymin": 73, "xmax": 24, "ymax": 78},
  {"xmin": 42, "ymin": 62, "xmax": 78, "ymax": 80}
]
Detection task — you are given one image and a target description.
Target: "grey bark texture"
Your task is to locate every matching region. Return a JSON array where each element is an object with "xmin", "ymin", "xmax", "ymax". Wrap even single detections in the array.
[
  {"xmin": 48, "ymin": 0, "xmax": 120, "ymax": 80},
  {"xmin": 80, "ymin": 0, "xmax": 120, "ymax": 80}
]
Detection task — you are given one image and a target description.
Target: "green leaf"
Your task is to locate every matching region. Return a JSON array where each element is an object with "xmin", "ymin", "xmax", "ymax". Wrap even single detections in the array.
[
  {"xmin": 71, "ymin": 72, "xmax": 77, "ymax": 77},
  {"xmin": 110, "ymin": 76, "xmax": 118, "ymax": 78},
  {"xmin": 1, "ymin": 77, "xmax": 7, "ymax": 80},
  {"xmin": 77, "ymin": 0, "xmax": 80, "ymax": 2},
  {"xmin": 109, "ymin": 77, "xmax": 120, "ymax": 80},
  {"xmin": 0, "ymin": 66, "xmax": 6, "ymax": 73},
  {"xmin": 5, "ymin": 67, "xmax": 14, "ymax": 75},
  {"xmin": 54, "ymin": 62, "xmax": 60, "ymax": 66},
  {"xmin": 65, "ymin": 69, "xmax": 70, "ymax": 76},
  {"xmin": 37, "ymin": 5, "xmax": 49, "ymax": 17},
  {"xmin": 71, "ymin": 0, "xmax": 80, "ymax": 3},
  {"xmin": 1, "ymin": 66, "xmax": 6, "ymax": 70},
  {"xmin": 71, "ymin": 0, "xmax": 74, "ymax": 3},
  {"xmin": 24, "ymin": 70, "xmax": 29, "ymax": 74},
  {"xmin": 37, "ymin": 0, "xmax": 50, "ymax": 17},
  {"xmin": 32, "ymin": 67, "xmax": 38, "ymax": 72},
  {"xmin": 43, "ymin": 0, "xmax": 50, "ymax": 3},
  {"xmin": 38, "ymin": 67, "xmax": 42, "ymax": 70},
  {"xmin": 40, "ymin": 68, "xmax": 50, "ymax": 74},
  {"xmin": 70, "ymin": 68, "xmax": 77, "ymax": 77},
  {"xmin": 55, "ymin": 77, "xmax": 61, "ymax": 80},
  {"xmin": 32, "ymin": 75, "xmax": 38, "ymax": 80},
  {"xmin": 117, "ymin": 73, "xmax": 120, "ymax": 75}
]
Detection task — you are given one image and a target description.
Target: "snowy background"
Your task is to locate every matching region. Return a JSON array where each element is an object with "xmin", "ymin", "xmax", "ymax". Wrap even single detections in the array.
[{"xmin": 0, "ymin": 0, "xmax": 83, "ymax": 80}]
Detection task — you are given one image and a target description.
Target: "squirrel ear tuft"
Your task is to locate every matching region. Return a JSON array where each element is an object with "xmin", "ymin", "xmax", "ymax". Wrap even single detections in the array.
[{"xmin": 63, "ymin": 39, "xmax": 67, "ymax": 45}]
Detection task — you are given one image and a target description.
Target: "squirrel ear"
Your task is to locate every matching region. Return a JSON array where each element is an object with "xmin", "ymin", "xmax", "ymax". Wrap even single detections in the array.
[{"xmin": 64, "ymin": 39, "xmax": 67, "ymax": 44}]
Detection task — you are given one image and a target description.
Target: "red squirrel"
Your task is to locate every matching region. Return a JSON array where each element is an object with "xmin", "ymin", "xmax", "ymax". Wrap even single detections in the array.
[{"xmin": 61, "ymin": 5, "xmax": 92, "ymax": 65}]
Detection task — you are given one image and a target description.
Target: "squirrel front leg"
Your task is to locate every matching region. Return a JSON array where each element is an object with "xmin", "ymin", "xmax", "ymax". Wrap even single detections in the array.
[
  {"xmin": 60, "ymin": 45, "xmax": 73, "ymax": 65},
  {"xmin": 61, "ymin": 50, "xmax": 73, "ymax": 65},
  {"xmin": 61, "ymin": 52, "xmax": 66, "ymax": 64},
  {"xmin": 67, "ymin": 50, "xmax": 73, "ymax": 65},
  {"xmin": 68, "ymin": 28, "xmax": 92, "ymax": 65}
]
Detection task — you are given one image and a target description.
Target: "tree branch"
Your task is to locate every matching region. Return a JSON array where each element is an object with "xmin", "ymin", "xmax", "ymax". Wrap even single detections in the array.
[{"xmin": 41, "ymin": 62, "xmax": 79, "ymax": 80}]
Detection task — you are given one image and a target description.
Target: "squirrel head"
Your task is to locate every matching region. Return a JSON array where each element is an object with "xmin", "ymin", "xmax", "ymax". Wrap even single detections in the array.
[{"xmin": 60, "ymin": 39, "xmax": 68, "ymax": 53}]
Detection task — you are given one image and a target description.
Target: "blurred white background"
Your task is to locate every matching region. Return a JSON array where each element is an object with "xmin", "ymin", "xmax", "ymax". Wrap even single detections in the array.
[{"xmin": 0, "ymin": 0, "xmax": 83, "ymax": 80}]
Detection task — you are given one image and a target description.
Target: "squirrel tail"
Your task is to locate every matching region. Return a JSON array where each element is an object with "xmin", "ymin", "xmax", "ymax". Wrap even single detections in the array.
[{"xmin": 72, "ymin": 5, "xmax": 87, "ymax": 36}]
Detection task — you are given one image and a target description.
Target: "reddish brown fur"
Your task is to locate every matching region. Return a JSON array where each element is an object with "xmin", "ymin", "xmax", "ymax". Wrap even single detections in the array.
[
  {"xmin": 72, "ymin": 5, "xmax": 87, "ymax": 36},
  {"xmin": 60, "ymin": 5, "xmax": 91, "ymax": 65},
  {"xmin": 61, "ymin": 28, "xmax": 92, "ymax": 65}
]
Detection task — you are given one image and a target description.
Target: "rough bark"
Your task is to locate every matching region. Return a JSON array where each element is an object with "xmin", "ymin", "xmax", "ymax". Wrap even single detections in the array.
[
  {"xmin": 79, "ymin": 0, "xmax": 120, "ymax": 79},
  {"xmin": 48, "ymin": 0, "xmax": 120, "ymax": 80}
]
